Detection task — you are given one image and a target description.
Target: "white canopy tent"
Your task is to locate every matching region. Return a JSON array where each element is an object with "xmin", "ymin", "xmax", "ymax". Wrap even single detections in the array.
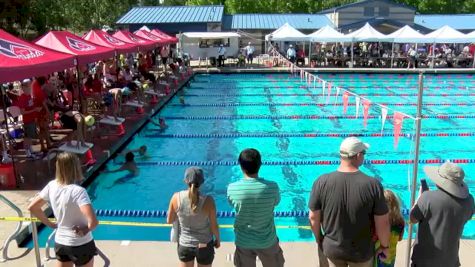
[
  {"xmin": 424, "ymin": 25, "xmax": 472, "ymax": 43},
  {"xmin": 345, "ymin": 23, "xmax": 387, "ymax": 42},
  {"xmin": 308, "ymin": 25, "xmax": 351, "ymax": 43},
  {"xmin": 138, "ymin": 25, "xmax": 151, "ymax": 32},
  {"xmin": 265, "ymin": 23, "xmax": 309, "ymax": 42},
  {"xmin": 344, "ymin": 23, "xmax": 387, "ymax": 67},
  {"xmin": 384, "ymin": 25, "xmax": 426, "ymax": 43}
]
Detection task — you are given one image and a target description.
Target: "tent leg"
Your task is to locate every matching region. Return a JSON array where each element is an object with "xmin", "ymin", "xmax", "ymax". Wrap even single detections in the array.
[
  {"xmin": 350, "ymin": 42, "xmax": 354, "ymax": 68},
  {"xmin": 390, "ymin": 42, "xmax": 394, "ymax": 68}
]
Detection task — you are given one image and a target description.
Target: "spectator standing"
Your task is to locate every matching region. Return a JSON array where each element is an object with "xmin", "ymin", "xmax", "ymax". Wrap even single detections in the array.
[
  {"xmin": 33, "ymin": 77, "xmax": 52, "ymax": 153},
  {"xmin": 410, "ymin": 162, "xmax": 474, "ymax": 267},
  {"xmin": 287, "ymin": 45, "xmax": 296, "ymax": 63},
  {"xmin": 160, "ymin": 46, "xmax": 169, "ymax": 72},
  {"xmin": 245, "ymin": 42, "xmax": 255, "ymax": 64},
  {"xmin": 308, "ymin": 137, "xmax": 390, "ymax": 267},
  {"xmin": 217, "ymin": 44, "xmax": 226, "ymax": 67},
  {"xmin": 167, "ymin": 167, "xmax": 220, "ymax": 267},
  {"xmin": 227, "ymin": 148, "xmax": 284, "ymax": 267},
  {"xmin": 16, "ymin": 79, "xmax": 41, "ymax": 158},
  {"xmin": 28, "ymin": 152, "xmax": 98, "ymax": 267}
]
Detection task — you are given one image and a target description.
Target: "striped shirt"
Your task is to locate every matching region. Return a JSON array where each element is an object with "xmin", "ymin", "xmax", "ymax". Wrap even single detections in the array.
[{"xmin": 227, "ymin": 177, "xmax": 280, "ymax": 249}]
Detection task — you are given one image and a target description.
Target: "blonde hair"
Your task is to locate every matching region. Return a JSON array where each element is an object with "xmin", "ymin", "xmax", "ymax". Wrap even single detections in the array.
[
  {"xmin": 384, "ymin": 190, "xmax": 405, "ymax": 226},
  {"xmin": 188, "ymin": 183, "xmax": 199, "ymax": 213},
  {"xmin": 55, "ymin": 152, "xmax": 83, "ymax": 185}
]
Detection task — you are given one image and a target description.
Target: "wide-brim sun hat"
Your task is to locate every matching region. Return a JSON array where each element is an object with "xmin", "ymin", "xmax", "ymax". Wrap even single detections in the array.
[{"xmin": 424, "ymin": 161, "xmax": 469, "ymax": 198}]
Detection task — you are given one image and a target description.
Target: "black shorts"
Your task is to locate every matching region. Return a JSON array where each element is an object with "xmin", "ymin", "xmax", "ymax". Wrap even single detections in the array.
[
  {"xmin": 177, "ymin": 241, "xmax": 214, "ymax": 265},
  {"xmin": 161, "ymin": 57, "xmax": 168, "ymax": 65},
  {"xmin": 55, "ymin": 240, "xmax": 97, "ymax": 266}
]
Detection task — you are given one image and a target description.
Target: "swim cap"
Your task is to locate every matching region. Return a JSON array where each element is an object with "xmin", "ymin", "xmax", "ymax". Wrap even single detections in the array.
[{"xmin": 85, "ymin": 115, "xmax": 95, "ymax": 127}]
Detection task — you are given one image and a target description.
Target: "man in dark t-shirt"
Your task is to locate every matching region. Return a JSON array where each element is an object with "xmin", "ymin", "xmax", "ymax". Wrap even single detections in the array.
[{"xmin": 308, "ymin": 137, "xmax": 390, "ymax": 267}]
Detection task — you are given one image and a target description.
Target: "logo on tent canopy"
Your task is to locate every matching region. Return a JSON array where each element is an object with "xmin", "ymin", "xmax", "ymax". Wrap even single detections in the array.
[
  {"xmin": 0, "ymin": 38, "xmax": 44, "ymax": 59},
  {"xmin": 104, "ymin": 34, "xmax": 125, "ymax": 45},
  {"xmin": 66, "ymin": 37, "xmax": 95, "ymax": 51},
  {"xmin": 129, "ymin": 34, "xmax": 145, "ymax": 43}
]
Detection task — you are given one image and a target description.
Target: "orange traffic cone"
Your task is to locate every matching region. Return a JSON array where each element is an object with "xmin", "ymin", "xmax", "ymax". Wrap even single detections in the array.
[
  {"xmin": 117, "ymin": 124, "xmax": 125, "ymax": 135},
  {"xmin": 165, "ymin": 85, "xmax": 171, "ymax": 95},
  {"xmin": 150, "ymin": 95, "xmax": 158, "ymax": 104},
  {"xmin": 180, "ymin": 72, "xmax": 185, "ymax": 80},
  {"xmin": 84, "ymin": 149, "xmax": 96, "ymax": 166},
  {"xmin": 136, "ymin": 107, "xmax": 144, "ymax": 114}
]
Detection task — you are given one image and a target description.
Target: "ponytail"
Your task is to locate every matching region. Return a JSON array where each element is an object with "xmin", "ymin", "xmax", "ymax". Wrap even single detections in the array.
[{"xmin": 188, "ymin": 183, "xmax": 199, "ymax": 213}]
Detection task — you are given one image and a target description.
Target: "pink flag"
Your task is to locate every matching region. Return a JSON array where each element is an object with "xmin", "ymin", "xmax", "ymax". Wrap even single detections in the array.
[
  {"xmin": 342, "ymin": 91, "xmax": 349, "ymax": 114},
  {"xmin": 363, "ymin": 100, "xmax": 371, "ymax": 127},
  {"xmin": 327, "ymin": 82, "xmax": 332, "ymax": 103},
  {"xmin": 393, "ymin": 112, "xmax": 405, "ymax": 149}
]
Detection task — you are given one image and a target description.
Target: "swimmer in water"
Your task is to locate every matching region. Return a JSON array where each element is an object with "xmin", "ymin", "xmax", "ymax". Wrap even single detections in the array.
[
  {"xmin": 147, "ymin": 110, "xmax": 168, "ymax": 130},
  {"xmin": 119, "ymin": 145, "xmax": 148, "ymax": 158},
  {"xmin": 104, "ymin": 152, "xmax": 139, "ymax": 176}
]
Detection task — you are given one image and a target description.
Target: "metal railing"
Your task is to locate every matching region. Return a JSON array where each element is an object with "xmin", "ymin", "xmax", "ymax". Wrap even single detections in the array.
[{"xmin": 0, "ymin": 194, "xmax": 23, "ymax": 263}]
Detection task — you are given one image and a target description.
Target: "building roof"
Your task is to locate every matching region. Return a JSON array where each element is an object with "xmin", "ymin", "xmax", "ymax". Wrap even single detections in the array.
[
  {"xmin": 414, "ymin": 14, "xmax": 475, "ymax": 30},
  {"xmin": 116, "ymin": 5, "xmax": 224, "ymax": 25},
  {"xmin": 222, "ymin": 14, "xmax": 334, "ymax": 30},
  {"xmin": 319, "ymin": 0, "xmax": 415, "ymax": 14},
  {"xmin": 339, "ymin": 17, "xmax": 432, "ymax": 33}
]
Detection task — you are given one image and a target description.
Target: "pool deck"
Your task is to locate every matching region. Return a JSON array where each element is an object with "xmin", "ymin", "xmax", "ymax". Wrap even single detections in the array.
[{"xmin": 1, "ymin": 65, "xmax": 475, "ymax": 265}]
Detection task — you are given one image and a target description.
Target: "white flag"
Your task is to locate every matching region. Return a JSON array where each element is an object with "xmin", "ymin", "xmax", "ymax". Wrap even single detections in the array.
[
  {"xmin": 381, "ymin": 106, "xmax": 388, "ymax": 134},
  {"xmin": 313, "ymin": 76, "xmax": 316, "ymax": 89},
  {"xmin": 355, "ymin": 96, "xmax": 360, "ymax": 117}
]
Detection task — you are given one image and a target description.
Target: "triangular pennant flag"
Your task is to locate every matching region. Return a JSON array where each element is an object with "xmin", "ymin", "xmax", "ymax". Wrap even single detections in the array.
[
  {"xmin": 334, "ymin": 87, "xmax": 341, "ymax": 105},
  {"xmin": 342, "ymin": 91, "xmax": 349, "ymax": 114},
  {"xmin": 355, "ymin": 96, "xmax": 361, "ymax": 117},
  {"xmin": 322, "ymin": 80, "xmax": 326, "ymax": 96},
  {"xmin": 313, "ymin": 76, "xmax": 316, "ymax": 89},
  {"xmin": 381, "ymin": 106, "xmax": 388, "ymax": 134},
  {"xmin": 326, "ymin": 82, "xmax": 332, "ymax": 103},
  {"xmin": 363, "ymin": 100, "xmax": 371, "ymax": 127},
  {"xmin": 393, "ymin": 112, "xmax": 405, "ymax": 149}
]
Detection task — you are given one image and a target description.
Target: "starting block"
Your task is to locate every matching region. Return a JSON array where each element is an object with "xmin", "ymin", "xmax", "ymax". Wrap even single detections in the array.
[
  {"xmin": 124, "ymin": 100, "xmax": 144, "ymax": 108},
  {"xmin": 58, "ymin": 141, "xmax": 94, "ymax": 155},
  {"xmin": 144, "ymin": 90, "xmax": 164, "ymax": 97},
  {"xmin": 99, "ymin": 116, "xmax": 125, "ymax": 126}
]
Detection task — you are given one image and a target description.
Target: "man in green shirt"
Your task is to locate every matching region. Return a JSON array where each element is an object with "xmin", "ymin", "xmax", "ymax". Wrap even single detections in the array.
[{"xmin": 227, "ymin": 148, "xmax": 284, "ymax": 267}]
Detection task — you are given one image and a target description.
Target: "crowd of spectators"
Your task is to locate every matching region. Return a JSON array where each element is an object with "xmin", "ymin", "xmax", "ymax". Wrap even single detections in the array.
[
  {"xmin": 0, "ymin": 46, "xmax": 189, "ymax": 162},
  {"xmin": 29, "ymin": 138, "xmax": 474, "ymax": 267},
  {"xmin": 272, "ymin": 42, "xmax": 475, "ymax": 68}
]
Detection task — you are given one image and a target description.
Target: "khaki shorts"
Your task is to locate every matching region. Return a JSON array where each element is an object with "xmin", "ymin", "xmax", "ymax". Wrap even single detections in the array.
[
  {"xmin": 327, "ymin": 257, "xmax": 373, "ymax": 267},
  {"xmin": 234, "ymin": 241, "xmax": 285, "ymax": 267}
]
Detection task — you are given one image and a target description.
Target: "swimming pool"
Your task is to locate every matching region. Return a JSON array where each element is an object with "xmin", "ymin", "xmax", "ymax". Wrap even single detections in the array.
[{"xmin": 34, "ymin": 72, "xmax": 475, "ymax": 245}]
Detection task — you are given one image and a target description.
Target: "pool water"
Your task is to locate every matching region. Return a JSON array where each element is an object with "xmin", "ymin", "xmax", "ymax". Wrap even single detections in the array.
[{"xmin": 34, "ymin": 73, "xmax": 475, "ymax": 245}]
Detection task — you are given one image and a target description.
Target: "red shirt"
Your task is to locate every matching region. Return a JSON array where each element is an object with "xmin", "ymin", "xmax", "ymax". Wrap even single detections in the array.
[
  {"xmin": 32, "ymin": 80, "xmax": 47, "ymax": 117},
  {"xmin": 17, "ymin": 94, "xmax": 35, "ymax": 124}
]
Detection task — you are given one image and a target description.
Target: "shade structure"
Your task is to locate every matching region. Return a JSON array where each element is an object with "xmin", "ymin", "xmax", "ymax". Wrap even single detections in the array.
[
  {"xmin": 265, "ymin": 23, "xmax": 309, "ymax": 42},
  {"xmin": 183, "ymin": 32, "xmax": 240, "ymax": 39},
  {"xmin": 307, "ymin": 25, "xmax": 351, "ymax": 42},
  {"xmin": 150, "ymin": 29, "xmax": 178, "ymax": 44},
  {"xmin": 383, "ymin": 25, "xmax": 426, "ymax": 43},
  {"xmin": 345, "ymin": 23, "xmax": 387, "ymax": 42},
  {"xmin": 138, "ymin": 25, "xmax": 151, "ymax": 32},
  {"xmin": 113, "ymin": 30, "xmax": 157, "ymax": 52},
  {"xmin": 0, "ymin": 29, "xmax": 75, "ymax": 83},
  {"xmin": 466, "ymin": 30, "xmax": 475, "ymax": 40},
  {"xmin": 134, "ymin": 30, "xmax": 168, "ymax": 46},
  {"xmin": 424, "ymin": 25, "xmax": 473, "ymax": 43},
  {"xmin": 35, "ymin": 31, "xmax": 115, "ymax": 65},
  {"xmin": 83, "ymin": 29, "xmax": 138, "ymax": 54}
]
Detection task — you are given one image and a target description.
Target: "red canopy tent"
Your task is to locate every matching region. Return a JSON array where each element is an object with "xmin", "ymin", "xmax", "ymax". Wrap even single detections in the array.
[
  {"xmin": 83, "ymin": 29, "xmax": 138, "ymax": 54},
  {"xmin": 113, "ymin": 30, "xmax": 157, "ymax": 52},
  {"xmin": 134, "ymin": 30, "xmax": 168, "ymax": 46},
  {"xmin": 0, "ymin": 29, "xmax": 75, "ymax": 83},
  {"xmin": 35, "ymin": 31, "xmax": 115, "ymax": 65},
  {"xmin": 150, "ymin": 29, "xmax": 178, "ymax": 44}
]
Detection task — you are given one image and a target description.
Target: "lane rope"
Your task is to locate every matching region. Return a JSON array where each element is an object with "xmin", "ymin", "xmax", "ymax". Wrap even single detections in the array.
[
  {"xmin": 184, "ymin": 93, "xmax": 475, "ymax": 97},
  {"xmin": 136, "ymin": 158, "xmax": 475, "ymax": 167},
  {"xmin": 169, "ymin": 102, "xmax": 474, "ymax": 107},
  {"xmin": 161, "ymin": 114, "xmax": 475, "ymax": 120},
  {"xmin": 143, "ymin": 132, "xmax": 475, "ymax": 138}
]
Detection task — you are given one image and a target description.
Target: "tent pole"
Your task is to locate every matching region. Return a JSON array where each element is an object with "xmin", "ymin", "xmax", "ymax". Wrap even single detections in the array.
[
  {"xmin": 75, "ymin": 63, "xmax": 83, "ymax": 113},
  {"xmin": 390, "ymin": 42, "xmax": 395, "ymax": 68},
  {"xmin": 431, "ymin": 42, "xmax": 436, "ymax": 69},
  {"xmin": 0, "ymin": 88, "xmax": 19, "ymax": 187},
  {"xmin": 309, "ymin": 41, "xmax": 312, "ymax": 68},
  {"xmin": 350, "ymin": 42, "xmax": 354, "ymax": 68},
  {"xmin": 404, "ymin": 71, "xmax": 424, "ymax": 267}
]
